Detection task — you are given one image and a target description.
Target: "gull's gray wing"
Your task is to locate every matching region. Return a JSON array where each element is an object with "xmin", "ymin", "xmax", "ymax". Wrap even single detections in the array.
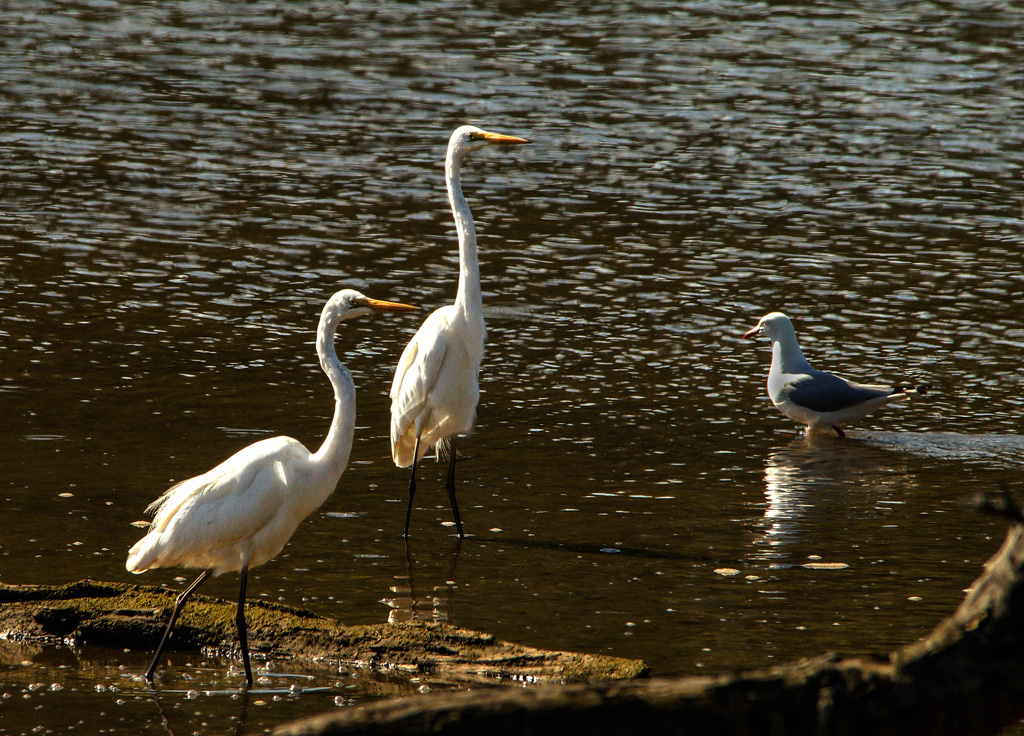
[{"xmin": 779, "ymin": 371, "xmax": 892, "ymax": 413}]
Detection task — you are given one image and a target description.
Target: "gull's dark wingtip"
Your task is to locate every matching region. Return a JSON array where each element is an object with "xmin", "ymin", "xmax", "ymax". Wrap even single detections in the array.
[{"xmin": 894, "ymin": 383, "xmax": 931, "ymax": 396}]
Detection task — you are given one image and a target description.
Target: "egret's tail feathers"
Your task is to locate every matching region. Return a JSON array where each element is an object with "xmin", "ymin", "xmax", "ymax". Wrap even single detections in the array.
[
  {"xmin": 435, "ymin": 436, "xmax": 453, "ymax": 463},
  {"xmin": 125, "ymin": 535, "xmax": 158, "ymax": 574},
  {"xmin": 433, "ymin": 436, "xmax": 467, "ymax": 463},
  {"xmin": 391, "ymin": 431, "xmax": 418, "ymax": 469},
  {"xmin": 393, "ymin": 434, "xmax": 463, "ymax": 466}
]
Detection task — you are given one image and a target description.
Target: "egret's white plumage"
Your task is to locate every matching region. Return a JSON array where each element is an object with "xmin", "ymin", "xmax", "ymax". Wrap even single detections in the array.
[
  {"xmin": 743, "ymin": 311, "xmax": 928, "ymax": 437},
  {"xmin": 389, "ymin": 125, "xmax": 528, "ymax": 537},
  {"xmin": 126, "ymin": 289, "xmax": 416, "ymax": 684},
  {"xmin": 127, "ymin": 437, "xmax": 330, "ymax": 577}
]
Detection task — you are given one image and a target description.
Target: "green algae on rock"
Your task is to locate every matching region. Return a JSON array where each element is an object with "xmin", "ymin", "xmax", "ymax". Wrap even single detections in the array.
[{"xmin": 0, "ymin": 580, "xmax": 648, "ymax": 684}]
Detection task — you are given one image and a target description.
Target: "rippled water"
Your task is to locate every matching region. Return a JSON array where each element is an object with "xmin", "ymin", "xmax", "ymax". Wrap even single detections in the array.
[{"xmin": 2, "ymin": 1, "xmax": 1023, "ymax": 733}]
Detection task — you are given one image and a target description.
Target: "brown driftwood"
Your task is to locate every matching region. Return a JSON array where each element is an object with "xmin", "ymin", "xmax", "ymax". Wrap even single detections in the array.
[
  {"xmin": 0, "ymin": 580, "xmax": 647, "ymax": 686},
  {"xmin": 271, "ymin": 501, "xmax": 1024, "ymax": 736}
]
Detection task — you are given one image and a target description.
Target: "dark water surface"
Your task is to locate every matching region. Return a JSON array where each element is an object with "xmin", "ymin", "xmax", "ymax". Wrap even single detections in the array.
[{"xmin": 2, "ymin": 1, "xmax": 1023, "ymax": 733}]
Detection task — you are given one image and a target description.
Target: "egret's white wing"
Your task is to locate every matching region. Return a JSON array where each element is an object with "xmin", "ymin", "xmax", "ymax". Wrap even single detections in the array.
[
  {"xmin": 128, "ymin": 437, "xmax": 307, "ymax": 572},
  {"xmin": 390, "ymin": 307, "xmax": 454, "ymax": 465}
]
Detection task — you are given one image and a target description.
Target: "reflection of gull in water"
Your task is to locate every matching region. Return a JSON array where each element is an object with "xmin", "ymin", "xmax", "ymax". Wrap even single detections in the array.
[{"xmin": 750, "ymin": 435, "xmax": 912, "ymax": 566}]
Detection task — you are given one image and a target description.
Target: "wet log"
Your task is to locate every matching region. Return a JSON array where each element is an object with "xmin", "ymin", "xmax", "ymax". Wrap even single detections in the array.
[
  {"xmin": 272, "ymin": 511, "xmax": 1024, "ymax": 736},
  {"xmin": 0, "ymin": 579, "xmax": 647, "ymax": 685}
]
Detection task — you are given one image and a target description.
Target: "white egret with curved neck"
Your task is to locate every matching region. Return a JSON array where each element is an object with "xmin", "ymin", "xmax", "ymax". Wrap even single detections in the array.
[
  {"xmin": 390, "ymin": 125, "xmax": 529, "ymax": 537},
  {"xmin": 126, "ymin": 289, "xmax": 416, "ymax": 685}
]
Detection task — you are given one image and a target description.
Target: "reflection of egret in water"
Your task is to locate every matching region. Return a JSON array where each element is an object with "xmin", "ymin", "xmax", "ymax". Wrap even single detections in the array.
[
  {"xmin": 381, "ymin": 538, "xmax": 464, "ymax": 624},
  {"xmin": 150, "ymin": 679, "xmax": 250, "ymax": 736},
  {"xmin": 750, "ymin": 434, "xmax": 915, "ymax": 566}
]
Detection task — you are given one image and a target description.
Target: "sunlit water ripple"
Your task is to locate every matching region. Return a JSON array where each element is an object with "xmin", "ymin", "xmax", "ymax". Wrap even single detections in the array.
[{"xmin": 1, "ymin": 1, "xmax": 1022, "ymax": 733}]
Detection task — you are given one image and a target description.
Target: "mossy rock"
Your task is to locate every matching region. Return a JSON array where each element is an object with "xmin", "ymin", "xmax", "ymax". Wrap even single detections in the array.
[{"xmin": 0, "ymin": 580, "xmax": 648, "ymax": 685}]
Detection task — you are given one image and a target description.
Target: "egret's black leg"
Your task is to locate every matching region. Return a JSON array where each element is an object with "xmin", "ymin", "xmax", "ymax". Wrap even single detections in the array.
[
  {"xmin": 833, "ymin": 426, "xmax": 846, "ymax": 438},
  {"xmin": 145, "ymin": 569, "xmax": 212, "ymax": 681},
  {"xmin": 444, "ymin": 436, "xmax": 465, "ymax": 538},
  {"xmin": 235, "ymin": 566, "xmax": 253, "ymax": 686},
  {"xmin": 404, "ymin": 436, "xmax": 421, "ymax": 538}
]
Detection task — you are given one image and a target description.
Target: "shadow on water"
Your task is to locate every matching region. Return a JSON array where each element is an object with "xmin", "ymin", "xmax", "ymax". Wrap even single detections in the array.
[
  {"xmin": 856, "ymin": 431, "xmax": 1024, "ymax": 469},
  {"xmin": 377, "ymin": 532, "xmax": 706, "ymax": 627},
  {"xmin": 470, "ymin": 533, "xmax": 715, "ymax": 564}
]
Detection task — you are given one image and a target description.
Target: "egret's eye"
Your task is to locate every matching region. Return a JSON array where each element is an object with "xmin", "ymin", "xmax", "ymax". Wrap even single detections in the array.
[{"xmin": 467, "ymin": 132, "xmax": 482, "ymax": 141}]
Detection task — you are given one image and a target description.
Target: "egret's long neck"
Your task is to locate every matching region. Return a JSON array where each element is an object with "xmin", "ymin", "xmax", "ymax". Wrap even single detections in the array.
[
  {"xmin": 312, "ymin": 317, "xmax": 356, "ymax": 477},
  {"xmin": 446, "ymin": 151, "xmax": 481, "ymax": 313}
]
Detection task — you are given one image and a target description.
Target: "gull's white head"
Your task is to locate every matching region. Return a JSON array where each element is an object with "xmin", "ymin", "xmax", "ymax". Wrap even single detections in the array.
[{"xmin": 743, "ymin": 311, "xmax": 795, "ymax": 342}]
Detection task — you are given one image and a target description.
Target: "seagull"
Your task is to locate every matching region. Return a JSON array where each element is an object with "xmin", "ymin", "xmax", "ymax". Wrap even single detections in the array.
[{"xmin": 743, "ymin": 312, "xmax": 929, "ymax": 437}]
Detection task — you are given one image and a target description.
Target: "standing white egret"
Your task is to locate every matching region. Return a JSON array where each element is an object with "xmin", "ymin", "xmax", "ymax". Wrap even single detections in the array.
[
  {"xmin": 743, "ymin": 311, "xmax": 928, "ymax": 437},
  {"xmin": 126, "ymin": 289, "xmax": 416, "ymax": 685},
  {"xmin": 390, "ymin": 125, "xmax": 529, "ymax": 537}
]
